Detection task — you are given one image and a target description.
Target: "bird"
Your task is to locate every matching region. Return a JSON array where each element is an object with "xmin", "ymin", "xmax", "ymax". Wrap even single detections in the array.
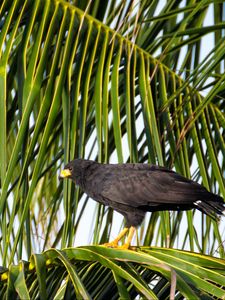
[{"xmin": 59, "ymin": 159, "xmax": 224, "ymax": 249}]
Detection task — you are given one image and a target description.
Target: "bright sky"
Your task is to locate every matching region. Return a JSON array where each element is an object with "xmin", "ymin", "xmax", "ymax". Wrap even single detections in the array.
[{"xmin": 71, "ymin": 3, "xmax": 225, "ymax": 251}]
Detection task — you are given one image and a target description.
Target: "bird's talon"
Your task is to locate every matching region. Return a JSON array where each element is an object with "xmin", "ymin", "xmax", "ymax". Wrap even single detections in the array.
[
  {"xmin": 102, "ymin": 242, "xmax": 130, "ymax": 249},
  {"xmin": 103, "ymin": 241, "xmax": 119, "ymax": 248},
  {"xmin": 117, "ymin": 243, "xmax": 130, "ymax": 250}
]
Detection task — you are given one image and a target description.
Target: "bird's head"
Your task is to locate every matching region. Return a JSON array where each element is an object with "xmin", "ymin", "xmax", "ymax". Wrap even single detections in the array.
[{"xmin": 59, "ymin": 159, "xmax": 95, "ymax": 185}]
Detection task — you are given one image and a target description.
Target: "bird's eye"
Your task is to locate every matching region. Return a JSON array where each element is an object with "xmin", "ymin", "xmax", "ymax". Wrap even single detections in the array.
[{"xmin": 68, "ymin": 166, "xmax": 73, "ymax": 171}]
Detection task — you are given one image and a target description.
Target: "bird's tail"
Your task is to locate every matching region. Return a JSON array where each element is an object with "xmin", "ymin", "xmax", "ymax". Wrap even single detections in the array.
[{"xmin": 194, "ymin": 194, "xmax": 224, "ymax": 220}]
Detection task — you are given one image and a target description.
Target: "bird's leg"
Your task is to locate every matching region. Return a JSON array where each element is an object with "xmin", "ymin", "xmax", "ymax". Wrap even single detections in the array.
[
  {"xmin": 103, "ymin": 227, "xmax": 129, "ymax": 248},
  {"xmin": 118, "ymin": 226, "xmax": 135, "ymax": 249}
]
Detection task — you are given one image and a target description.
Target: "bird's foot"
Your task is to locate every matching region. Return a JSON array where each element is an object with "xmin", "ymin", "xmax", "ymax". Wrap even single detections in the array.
[
  {"xmin": 102, "ymin": 227, "xmax": 134, "ymax": 250},
  {"xmin": 102, "ymin": 241, "xmax": 130, "ymax": 249},
  {"xmin": 117, "ymin": 243, "xmax": 130, "ymax": 250},
  {"xmin": 103, "ymin": 240, "xmax": 119, "ymax": 248}
]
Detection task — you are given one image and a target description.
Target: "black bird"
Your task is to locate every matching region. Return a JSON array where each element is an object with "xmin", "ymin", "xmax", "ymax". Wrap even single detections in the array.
[{"xmin": 59, "ymin": 159, "xmax": 224, "ymax": 249}]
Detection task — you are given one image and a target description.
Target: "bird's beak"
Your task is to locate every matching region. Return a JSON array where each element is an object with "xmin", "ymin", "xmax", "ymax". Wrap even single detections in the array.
[{"xmin": 59, "ymin": 169, "xmax": 72, "ymax": 180}]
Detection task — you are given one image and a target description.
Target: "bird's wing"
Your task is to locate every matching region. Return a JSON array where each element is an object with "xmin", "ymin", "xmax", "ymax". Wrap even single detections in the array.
[{"xmin": 101, "ymin": 165, "xmax": 205, "ymax": 208}]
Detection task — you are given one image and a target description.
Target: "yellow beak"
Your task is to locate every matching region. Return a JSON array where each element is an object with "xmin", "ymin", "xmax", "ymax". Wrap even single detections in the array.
[{"xmin": 60, "ymin": 169, "xmax": 72, "ymax": 178}]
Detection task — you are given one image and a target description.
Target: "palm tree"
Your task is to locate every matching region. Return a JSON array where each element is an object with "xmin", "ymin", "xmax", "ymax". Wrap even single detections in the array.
[{"xmin": 0, "ymin": 0, "xmax": 225, "ymax": 298}]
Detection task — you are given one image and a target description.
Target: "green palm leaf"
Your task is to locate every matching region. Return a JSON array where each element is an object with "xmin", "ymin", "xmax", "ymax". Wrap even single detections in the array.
[
  {"xmin": 1, "ymin": 247, "xmax": 225, "ymax": 299},
  {"xmin": 0, "ymin": 0, "xmax": 224, "ymax": 297}
]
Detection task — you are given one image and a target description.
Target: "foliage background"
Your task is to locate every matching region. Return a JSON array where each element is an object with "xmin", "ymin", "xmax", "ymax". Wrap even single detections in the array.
[{"xmin": 0, "ymin": 0, "xmax": 225, "ymax": 298}]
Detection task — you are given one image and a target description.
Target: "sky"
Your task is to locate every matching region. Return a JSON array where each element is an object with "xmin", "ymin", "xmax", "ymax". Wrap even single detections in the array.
[{"xmin": 69, "ymin": 2, "xmax": 225, "ymax": 251}]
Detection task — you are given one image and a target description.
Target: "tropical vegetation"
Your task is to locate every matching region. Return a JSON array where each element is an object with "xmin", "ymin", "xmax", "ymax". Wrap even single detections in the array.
[{"xmin": 0, "ymin": 0, "xmax": 225, "ymax": 298}]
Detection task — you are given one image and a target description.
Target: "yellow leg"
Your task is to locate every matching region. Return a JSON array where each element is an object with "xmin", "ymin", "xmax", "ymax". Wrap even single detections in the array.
[
  {"xmin": 103, "ymin": 227, "xmax": 129, "ymax": 248},
  {"xmin": 118, "ymin": 226, "xmax": 136, "ymax": 249}
]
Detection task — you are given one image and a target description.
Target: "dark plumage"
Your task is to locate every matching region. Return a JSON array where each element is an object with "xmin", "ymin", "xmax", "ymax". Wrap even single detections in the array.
[{"xmin": 59, "ymin": 159, "xmax": 224, "ymax": 248}]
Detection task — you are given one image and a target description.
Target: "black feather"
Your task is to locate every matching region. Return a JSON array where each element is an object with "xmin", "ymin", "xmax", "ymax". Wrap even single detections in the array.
[{"xmin": 61, "ymin": 159, "xmax": 224, "ymax": 227}]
